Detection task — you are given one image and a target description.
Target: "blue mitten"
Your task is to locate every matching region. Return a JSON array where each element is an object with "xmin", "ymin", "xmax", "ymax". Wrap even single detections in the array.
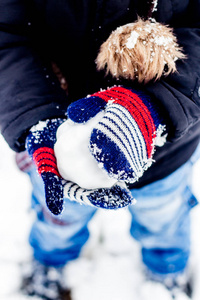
[
  {"xmin": 26, "ymin": 118, "xmax": 65, "ymax": 215},
  {"xmin": 63, "ymin": 181, "xmax": 134, "ymax": 209},
  {"xmin": 67, "ymin": 86, "xmax": 166, "ymax": 184}
]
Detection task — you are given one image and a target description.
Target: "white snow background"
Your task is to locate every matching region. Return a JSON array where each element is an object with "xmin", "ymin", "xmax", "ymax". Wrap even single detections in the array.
[{"xmin": 1, "ymin": 133, "xmax": 200, "ymax": 300}]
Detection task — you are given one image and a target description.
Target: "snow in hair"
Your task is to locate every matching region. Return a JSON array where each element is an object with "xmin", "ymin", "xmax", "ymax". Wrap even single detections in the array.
[{"xmin": 96, "ymin": 18, "xmax": 186, "ymax": 83}]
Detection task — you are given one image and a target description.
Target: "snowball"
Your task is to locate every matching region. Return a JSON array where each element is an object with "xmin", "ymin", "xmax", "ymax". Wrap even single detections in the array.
[{"xmin": 54, "ymin": 112, "xmax": 118, "ymax": 189}]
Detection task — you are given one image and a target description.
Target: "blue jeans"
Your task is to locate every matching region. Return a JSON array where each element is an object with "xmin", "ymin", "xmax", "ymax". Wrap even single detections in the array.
[
  {"xmin": 28, "ymin": 145, "xmax": 200, "ymax": 276},
  {"xmin": 28, "ymin": 169, "xmax": 96, "ymax": 266}
]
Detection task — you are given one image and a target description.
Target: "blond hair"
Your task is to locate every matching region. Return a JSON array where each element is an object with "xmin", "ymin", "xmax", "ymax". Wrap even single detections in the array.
[{"xmin": 96, "ymin": 19, "xmax": 186, "ymax": 83}]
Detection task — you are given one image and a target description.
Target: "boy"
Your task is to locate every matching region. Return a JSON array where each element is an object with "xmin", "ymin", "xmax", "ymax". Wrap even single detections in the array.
[{"xmin": 1, "ymin": 0, "xmax": 200, "ymax": 299}]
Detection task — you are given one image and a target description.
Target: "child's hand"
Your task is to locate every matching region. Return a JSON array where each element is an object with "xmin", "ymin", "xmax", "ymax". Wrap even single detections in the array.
[
  {"xmin": 63, "ymin": 180, "xmax": 134, "ymax": 209},
  {"xmin": 54, "ymin": 112, "xmax": 118, "ymax": 190},
  {"xmin": 67, "ymin": 86, "xmax": 166, "ymax": 184},
  {"xmin": 26, "ymin": 118, "xmax": 65, "ymax": 215},
  {"xmin": 25, "ymin": 117, "xmax": 134, "ymax": 212}
]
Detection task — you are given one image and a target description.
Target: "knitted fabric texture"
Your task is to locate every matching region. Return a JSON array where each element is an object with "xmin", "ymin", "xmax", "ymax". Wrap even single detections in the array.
[
  {"xmin": 26, "ymin": 118, "xmax": 65, "ymax": 215},
  {"xmin": 63, "ymin": 180, "xmax": 135, "ymax": 209},
  {"xmin": 67, "ymin": 86, "xmax": 165, "ymax": 183}
]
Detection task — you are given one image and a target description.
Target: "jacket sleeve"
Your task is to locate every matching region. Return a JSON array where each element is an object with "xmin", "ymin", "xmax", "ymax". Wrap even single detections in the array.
[
  {"xmin": 143, "ymin": 0, "xmax": 200, "ymax": 141},
  {"xmin": 0, "ymin": 0, "xmax": 68, "ymax": 152}
]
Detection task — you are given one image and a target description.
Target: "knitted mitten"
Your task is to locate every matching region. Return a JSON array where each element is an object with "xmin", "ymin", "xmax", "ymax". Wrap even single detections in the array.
[
  {"xmin": 63, "ymin": 180, "xmax": 134, "ymax": 209},
  {"xmin": 26, "ymin": 118, "xmax": 65, "ymax": 215},
  {"xmin": 67, "ymin": 86, "xmax": 166, "ymax": 183}
]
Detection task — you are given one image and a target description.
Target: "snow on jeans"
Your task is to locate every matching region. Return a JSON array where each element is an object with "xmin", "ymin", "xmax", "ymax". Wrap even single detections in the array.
[{"xmin": 27, "ymin": 145, "xmax": 200, "ymax": 274}]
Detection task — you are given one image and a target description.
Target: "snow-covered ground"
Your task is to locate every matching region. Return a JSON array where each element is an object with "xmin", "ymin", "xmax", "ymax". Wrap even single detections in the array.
[{"xmin": 1, "ymin": 133, "xmax": 200, "ymax": 300}]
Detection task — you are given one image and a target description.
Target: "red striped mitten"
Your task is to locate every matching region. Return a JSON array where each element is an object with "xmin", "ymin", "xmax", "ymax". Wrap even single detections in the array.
[
  {"xmin": 67, "ymin": 86, "xmax": 166, "ymax": 183},
  {"xmin": 26, "ymin": 118, "xmax": 65, "ymax": 215}
]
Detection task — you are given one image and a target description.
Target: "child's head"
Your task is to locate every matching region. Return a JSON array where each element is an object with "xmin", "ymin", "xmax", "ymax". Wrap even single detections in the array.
[{"xmin": 96, "ymin": 18, "xmax": 186, "ymax": 83}]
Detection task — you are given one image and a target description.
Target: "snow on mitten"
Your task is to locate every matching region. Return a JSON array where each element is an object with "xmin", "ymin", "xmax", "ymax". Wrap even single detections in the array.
[
  {"xmin": 63, "ymin": 180, "xmax": 134, "ymax": 209},
  {"xmin": 67, "ymin": 86, "xmax": 166, "ymax": 184},
  {"xmin": 26, "ymin": 118, "xmax": 65, "ymax": 215}
]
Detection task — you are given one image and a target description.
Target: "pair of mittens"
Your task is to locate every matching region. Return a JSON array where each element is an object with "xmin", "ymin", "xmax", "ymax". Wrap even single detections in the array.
[
  {"xmin": 26, "ymin": 117, "xmax": 134, "ymax": 214},
  {"xmin": 26, "ymin": 86, "xmax": 166, "ymax": 215}
]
